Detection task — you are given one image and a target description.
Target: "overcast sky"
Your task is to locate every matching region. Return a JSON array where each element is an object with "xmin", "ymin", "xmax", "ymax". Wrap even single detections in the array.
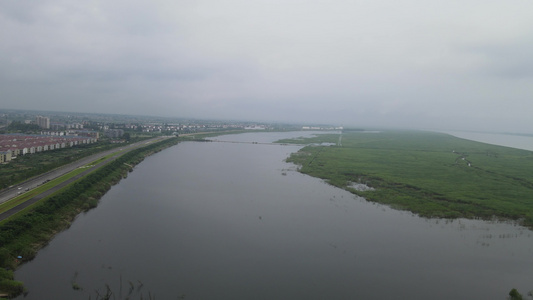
[{"xmin": 1, "ymin": 1, "xmax": 533, "ymax": 132}]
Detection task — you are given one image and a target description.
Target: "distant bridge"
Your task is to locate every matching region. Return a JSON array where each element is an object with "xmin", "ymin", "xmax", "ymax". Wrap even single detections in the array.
[{"xmin": 207, "ymin": 140, "xmax": 306, "ymax": 146}]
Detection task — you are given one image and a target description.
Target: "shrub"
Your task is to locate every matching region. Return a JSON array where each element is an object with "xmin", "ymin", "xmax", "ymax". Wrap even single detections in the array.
[{"xmin": 0, "ymin": 279, "xmax": 24, "ymax": 297}]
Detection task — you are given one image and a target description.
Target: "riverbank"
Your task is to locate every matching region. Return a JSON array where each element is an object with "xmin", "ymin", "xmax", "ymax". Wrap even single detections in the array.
[
  {"xmin": 0, "ymin": 137, "xmax": 180, "ymax": 298},
  {"xmin": 279, "ymin": 130, "xmax": 533, "ymax": 228}
]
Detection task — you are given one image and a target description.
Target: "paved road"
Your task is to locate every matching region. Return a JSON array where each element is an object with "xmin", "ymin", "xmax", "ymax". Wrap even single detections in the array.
[
  {"xmin": 0, "ymin": 162, "xmax": 104, "ymax": 221},
  {"xmin": 0, "ymin": 137, "xmax": 171, "ymax": 205}
]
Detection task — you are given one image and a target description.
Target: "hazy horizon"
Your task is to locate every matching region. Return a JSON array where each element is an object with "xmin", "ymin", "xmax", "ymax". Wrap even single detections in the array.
[{"xmin": 2, "ymin": 1, "xmax": 533, "ymax": 133}]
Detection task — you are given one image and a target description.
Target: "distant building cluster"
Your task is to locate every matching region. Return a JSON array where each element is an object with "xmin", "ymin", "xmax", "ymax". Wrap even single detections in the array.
[
  {"xmin": 85, "ymin": 120, "xmax": 271, "ymax": 134},
  {"xmin": 0, "ymin": 134, "xmax": 98, "ymax": 163},
  {"xmin": 49, "ymin": 122, "xmax": 84, "ymax": 131},
  {"xmin": 104, "ymin": 129, "xmax": 124, "ymax": 138},
  {"xmin": 244, "ymin": 125, "xmax": 267, "ymax": 130},
  {"xmin": 138, "ymin": 123, "xmax": 232, "ymax": 133},
  {"xmin": 40, "ymin": 130, "xmax": 99, "ymax": 139},
  {"xmin": 302, "ymin": 126, "xmax": 343, "ymax": 130}
]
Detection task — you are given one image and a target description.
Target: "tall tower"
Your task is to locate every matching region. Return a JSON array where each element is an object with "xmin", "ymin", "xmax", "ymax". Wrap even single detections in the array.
[{"xmin": 36, "ymin": 116, "xmax": 50, "ymax": 129}]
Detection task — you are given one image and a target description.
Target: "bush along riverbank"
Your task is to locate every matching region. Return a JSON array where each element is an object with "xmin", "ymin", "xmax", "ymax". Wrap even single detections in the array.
[{"xmin": 0, "ymin": 137, "xmax": 180, "ymax": 298}]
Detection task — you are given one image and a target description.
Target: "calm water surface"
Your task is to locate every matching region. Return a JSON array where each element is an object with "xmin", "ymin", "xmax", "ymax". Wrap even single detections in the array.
[{"xmin": 15, "ymin": 131, "xmax": 533, "ymax": 299}]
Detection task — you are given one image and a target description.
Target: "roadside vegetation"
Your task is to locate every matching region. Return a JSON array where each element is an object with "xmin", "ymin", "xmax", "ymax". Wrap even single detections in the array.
[
  {"xmin": 0, "ymin": 137, "xmax": 180, "ymax": 298},
  {"xmin": 279, "ymin": 130, "xmax": 533, "ymax": 227}
]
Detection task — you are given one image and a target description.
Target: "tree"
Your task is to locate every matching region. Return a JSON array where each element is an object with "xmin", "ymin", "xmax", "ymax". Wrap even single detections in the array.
[
  {"xmin": 6, "ymin": 121, "xmax": 40, "ymax": 132},
  {"xmin": 509, "ymin": 288, "xmax": 523, "ymax": 300}
]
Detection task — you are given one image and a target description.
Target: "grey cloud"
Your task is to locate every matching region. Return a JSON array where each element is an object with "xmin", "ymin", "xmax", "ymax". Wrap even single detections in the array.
[
  {"xmin": 1, "ymin": 0, "xmax": 533, "ymax": 133},
  {"xmin": 460, "ymin": 39, "xmax": 533, "ymax": 79}
]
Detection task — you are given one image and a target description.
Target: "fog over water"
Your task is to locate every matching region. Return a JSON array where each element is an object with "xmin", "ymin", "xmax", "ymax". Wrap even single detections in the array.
[{"xmin": 15, "ymin": 132, "xmax": 533, "ymax": 299}]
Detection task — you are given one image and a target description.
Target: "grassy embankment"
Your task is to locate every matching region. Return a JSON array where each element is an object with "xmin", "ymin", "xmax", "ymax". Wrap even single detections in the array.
[
  {"xmin": 279, "ymin": 130, "xmax": 533, "ymax": 226},
  {"xmin": 0, "ymin": 137, "xmax": 180, "ymax": 298}
]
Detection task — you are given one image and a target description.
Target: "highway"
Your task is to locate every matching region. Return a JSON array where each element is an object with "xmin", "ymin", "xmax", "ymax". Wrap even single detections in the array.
[{"xmin": 0, "ymin": 136, "xmax": 171, "ymax": 205}]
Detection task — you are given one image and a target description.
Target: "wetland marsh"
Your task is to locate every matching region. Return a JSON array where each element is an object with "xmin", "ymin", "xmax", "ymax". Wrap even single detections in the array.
[{"xmin": 282, "ymin": 130, "xmax": 533, "ymax": 227}]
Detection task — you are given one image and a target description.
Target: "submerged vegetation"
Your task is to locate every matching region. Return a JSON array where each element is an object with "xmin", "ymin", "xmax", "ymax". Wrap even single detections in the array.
[
  {"xmin": 0, "ymin": 137, "xmax": 180, "ymax": 298},
  {"xmin": 280, "ymin": 130, "xmax": 533, "ymax": 227}
]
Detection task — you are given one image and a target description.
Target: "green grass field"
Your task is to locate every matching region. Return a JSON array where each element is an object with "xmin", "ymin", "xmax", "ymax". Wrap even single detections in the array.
[{"xmin": 279, "ymin": 130, "xmax": 533, "ymax": 227}]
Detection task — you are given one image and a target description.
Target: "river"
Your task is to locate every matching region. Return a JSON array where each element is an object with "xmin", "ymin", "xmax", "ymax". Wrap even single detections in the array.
[
  {"xmin": 15, "ymin": 131, "xmax": 533, "ymax": 299},
  {"xmin": 444, "ymin": 130, "xmax": 533, "ymax": 151}
]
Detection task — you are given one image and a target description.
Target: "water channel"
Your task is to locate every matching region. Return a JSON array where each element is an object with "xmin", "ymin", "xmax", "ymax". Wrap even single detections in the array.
[{"xmin": 15, "ymin": 131, "xmax": 533, "ymax": 299}]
